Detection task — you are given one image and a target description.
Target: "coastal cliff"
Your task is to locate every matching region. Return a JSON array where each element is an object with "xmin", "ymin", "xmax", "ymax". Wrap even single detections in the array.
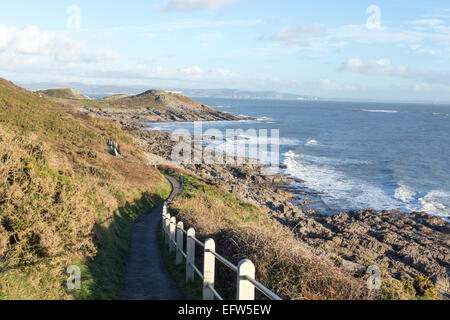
[
  {"xmin": 133, "ymin": 129, "xmax": 449, "ymax": 297},
  {"xmin": 66, "ymin": 87, "xmax": 448, "ymax": 298},
  {"xmin": 2, "ymin": 79, "xmax": 447, "ymax": 300},
  {"xmin": 39, "ymin": 88, "xmax": 254, "ymax": 127}
]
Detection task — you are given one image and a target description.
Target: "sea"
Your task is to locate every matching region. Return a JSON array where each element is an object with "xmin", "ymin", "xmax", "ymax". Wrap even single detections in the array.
[{"xmin": 142, "ymin": 98, "xmax": 450, "ymax": 219}]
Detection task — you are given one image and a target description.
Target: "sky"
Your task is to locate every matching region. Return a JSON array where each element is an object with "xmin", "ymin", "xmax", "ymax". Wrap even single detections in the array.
[{"xmin": 1, "ymin": 0, "xmax": 450, "ymax": 101}]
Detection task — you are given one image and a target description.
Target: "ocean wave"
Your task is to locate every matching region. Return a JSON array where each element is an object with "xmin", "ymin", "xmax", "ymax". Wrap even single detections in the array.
[
  {"xmin": 283, "ymin": 150, "xmax": 450, "ymax": 219},
  {"xmin": 306, "ymin": 139, "xmax": 320, "ymax": 146},
  {"xmin": 257, "ymin": 116, "xmax": 273, "ymax": 121},
  {"xmin": 418, "ymin": 190, "xmax": 449, "ymax": 218},
  {"xmin": 283, "ymin": 151, "xmax": 403, "ymax": 211},
  {"xmin": 394, "ymin": 184, "xmax": 417, "ymax": 203},
  {"xmin": 236, "ymin": 134, "xmax": 300, "ymax": 146},
  {"xmin": 361, "ymin": 109, "xmax": 398, "ymax": 113},
  {"xmin": 292, "ymin": 152, "xmax": 372, "ymax": 166},
  {"xmin": 432, "ymin": 112, "xmax": 449, "ymax": 117}
]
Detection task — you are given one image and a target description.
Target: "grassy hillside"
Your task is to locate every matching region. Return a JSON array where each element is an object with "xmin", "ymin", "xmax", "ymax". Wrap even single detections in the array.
[
  {"xmin": 161, "ymin": 167, "xmax": 376, "ymax": 300},
  {"xmin": 40, "ymin": 89, "xmax": 203, "ymax": 110},
  {"xmin": 37, "ymin": 88, "xmax": 90, "ymax": 100},
  {"xmin": 0, "ymin": 79, "xmax": 171, "ymax": 299}
]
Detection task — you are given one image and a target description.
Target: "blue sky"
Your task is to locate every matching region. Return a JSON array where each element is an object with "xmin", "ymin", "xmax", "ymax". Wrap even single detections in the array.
[{"xmin": 1, "ymin": 0, "xmax": 450, "ymax": 101}]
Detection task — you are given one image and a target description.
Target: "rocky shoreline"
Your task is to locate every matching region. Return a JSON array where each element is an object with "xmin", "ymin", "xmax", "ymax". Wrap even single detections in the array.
[
  {"xmin": 80, "ymin": 101, "xmax": 253, "ymax": 131},
  {"xmin": 81, "ymin": 107, "xmax": 450, "ymax": 297}
]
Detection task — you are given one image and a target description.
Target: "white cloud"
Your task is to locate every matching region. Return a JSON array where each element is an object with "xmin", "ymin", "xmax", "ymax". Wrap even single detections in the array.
[
  {"xmin": 178, "ymin": 65, "xmax": 238, "ymax": 80},
  {"xmin": 0, "ymin": 50, "xmax": 241, "ymax": 88},
  {"xmin": 0, "ymin": 25, "xmax": 118, "ymax": 62},
  {"xmin": 179, "ymin": 65, "xmax": 203, "ymax": 74},
  {"xmin": 408, "ymin": 19, "xmax": 445, "ymax": 27},
  {"xmin": 150, "ymin": 19, "xmax": 265, "ymax": 32},
  {"xmin": 319, "ymin": 78, "xmax": 357, "ymax": 91},
  {"xmin": 340, "ymin": 58, "xmax": 450, "ymax": 86},
  {"xmin": 340, "ymin": 58, "xmax": 407, "ymax": 76},
  {"xmin": 157, "ymin": 0, "xmax": 238, "ymax": 11},
  {"xmin": 414, "ymin": 82, "xmax": 432, "ymax": 91},
  {"xmin": 263, "ymin": 21, "xmax": 450, "ymax": 57},
  {"xmin": 270, "ymin": 25, "xmax": 325, "ymax": 41},
  {"xmin": 422, "ymin": 9, "xmax": 450, "ymax": 19}
]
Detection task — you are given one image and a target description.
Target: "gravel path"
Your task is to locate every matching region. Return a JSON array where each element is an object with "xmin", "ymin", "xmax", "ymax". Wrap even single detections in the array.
[{"xmin": 116, "ymin": 175, "xmax": 183, "ymax": 300}]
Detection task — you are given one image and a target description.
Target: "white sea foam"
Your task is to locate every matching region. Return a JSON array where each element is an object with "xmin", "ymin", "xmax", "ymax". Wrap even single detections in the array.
[
  {"xmin": 237, "ymin": 133, "xmax": 300, "ymax": 146},
  {"xmin": 394, "ymin": 184, "xmax": 417, "ymax": 203},
  {"xmin": 283, "ymin": 151, "xmax": 403, "ymax": 211},
  {"xmin": 432, "ymin": 112, "xmax": 449, "ymax": 117},
  {"xmin": 361, "ymin": 109, "xmax": 398, "ymax": 113},
  {"xmin": 257, "ymin": 116, "xmax": 272, "ymax": 121},
  {"xmin": 283, "ymin": 150, "xmax": 450, "ymax": 219},
  {"xmin": 306, "ymin": 139, "xmax": 320, "ymax": 146},
  {"xmin": 418, "ymin": 191, "xmax": 449, "ymax": 218}
]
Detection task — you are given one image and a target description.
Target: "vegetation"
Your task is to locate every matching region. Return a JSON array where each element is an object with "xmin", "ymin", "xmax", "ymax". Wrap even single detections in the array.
[
  {"xmin": 158, "ymin": 225, "xmax": 203, "ymax": 300},
  {"xmin": 162, "ymin": 167, "xmax": 374, "ymax": 300},
  {"xmin": 41, "ymin": 89, "xmax": 202, "ymax": 110},
  {"xmin": 162, "ymin": 167, "xmax": 442, "ymax": 300},
  {"xmin": 380, "ymin": 276, "xmax": 438, "ymax": 300},
  {"xmin": 37, "ymin": 88, "xmax": 89, "ymax": 100},
  {"xmin": 0, "ymin": 78, "xmax": 170, "ymax": 299}
]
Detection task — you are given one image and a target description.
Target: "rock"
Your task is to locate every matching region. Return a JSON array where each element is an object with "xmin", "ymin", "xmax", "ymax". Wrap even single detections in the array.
[
  {"xmin": 342, "ymin": 259, "xmax": 367, "ymax": 276},
  {"xmin": 82, "ymin": 104, "xmax": 450, "ymax": 298}
]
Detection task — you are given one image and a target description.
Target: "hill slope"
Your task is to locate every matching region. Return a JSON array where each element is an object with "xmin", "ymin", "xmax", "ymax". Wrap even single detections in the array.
[
  {"xmin": 0, "ymin": 79, "xmax": 170, "ymax": 299},
  {"xmin": 37, "ymin": 88, "xmax": 91, "ymax": 100},
  {"xmin": 39, "ymin": 88, "xmax": 252, "ymax": 125}
]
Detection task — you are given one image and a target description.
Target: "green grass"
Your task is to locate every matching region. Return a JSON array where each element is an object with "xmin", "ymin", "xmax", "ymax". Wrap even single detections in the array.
[
  {"xmin": 158, "ymin": 222, "xmax": 203, "ymax": 300},
  {"xmin": 43, "ymin": 88, "xmax": 203, "ymax": 110},
  {"xmin": 164, "ymin": 170, "xmax": 268, "ymax": 226},
  {"xmin": 46, "ymin": 95, "xmax": 163, "ymax": 110},
  {"xmin": 74, "ymin": 187, "xmax": 171, "ymax": 300},
  {"xmin": 0, "ymin": 78, "xmax": 172, "ymax": 300}
]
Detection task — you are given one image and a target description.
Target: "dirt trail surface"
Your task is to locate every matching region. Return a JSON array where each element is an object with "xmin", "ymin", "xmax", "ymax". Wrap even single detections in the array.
[{"xmin": 116, "ymin": 175, "xmax": 183, "ymax": 300}]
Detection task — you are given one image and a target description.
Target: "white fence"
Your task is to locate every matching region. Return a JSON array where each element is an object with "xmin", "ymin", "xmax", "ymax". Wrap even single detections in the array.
[{"xmin": 161, "ymin": 202, "xmax": 282, "ymax": 301}]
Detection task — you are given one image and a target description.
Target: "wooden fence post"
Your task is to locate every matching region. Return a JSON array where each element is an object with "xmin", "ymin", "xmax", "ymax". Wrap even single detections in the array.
[
  {"xmin": 237, "ymin": 259, "xmax": 256, "ymax": 300},
  {"xmin": 164, "ymin": 214, "xmax": 170, "ymax": 245},
  {"xmin": 169, "ymin": 217, "xmax": 176, "ymax": 253},
  {"xmin": 186, "ymin": 228, "xmax": 196, "ymax": 282},
  {"xmin": 203, "ymin": 238, "xmax": 216, "ymax": 300},
  {"xmin": 176, "ymin": 221, "xmax": 184, "ymax": 265},
  {"xmin": 161, "ymin": 205, "xmax": 166, "ymax": 236}
]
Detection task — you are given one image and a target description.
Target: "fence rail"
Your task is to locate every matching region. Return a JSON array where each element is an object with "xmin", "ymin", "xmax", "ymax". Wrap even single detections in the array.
[{"xmin": 161, "ymin": 201, "xmax": 282, "ymax": 301}]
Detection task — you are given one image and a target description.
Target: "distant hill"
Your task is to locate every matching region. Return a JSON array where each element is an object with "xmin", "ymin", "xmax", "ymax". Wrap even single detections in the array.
[
  {"xmin": 179, "ymin": 88, "xmax": 319, "ymax": 101},
  {"xmin": 36, "ymin": 88, "xmax": 91, "ymax": 100},
  {"xmin": 101, "ymin": 89, "xmax": 203, "ymax": 108},
  {"xmin": 22, "ymin": 82, "xmax": 319, "ymax": 101},
  {"xmin": 39, "ymin": 88, "xmax": 208, "ymax": 110}
]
